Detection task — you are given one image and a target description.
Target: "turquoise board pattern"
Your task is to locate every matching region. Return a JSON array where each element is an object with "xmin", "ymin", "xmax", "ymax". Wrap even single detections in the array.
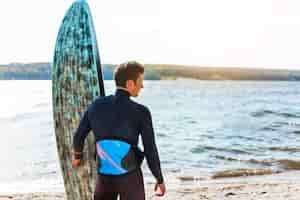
[{"xmin": 52, "ymin": 0, "xmax": 104, "ymax": 199}]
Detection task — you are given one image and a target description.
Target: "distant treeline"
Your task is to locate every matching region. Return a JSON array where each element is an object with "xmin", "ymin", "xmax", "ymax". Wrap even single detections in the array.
[{"xmin": 0, "ymin": 62, "xmax": 300, "ymax": 81}]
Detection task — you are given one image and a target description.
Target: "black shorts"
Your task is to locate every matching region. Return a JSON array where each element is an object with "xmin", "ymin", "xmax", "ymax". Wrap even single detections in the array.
[{"xmin": 94, "ymin": 168, "xmax": 145, "ymax": 200}]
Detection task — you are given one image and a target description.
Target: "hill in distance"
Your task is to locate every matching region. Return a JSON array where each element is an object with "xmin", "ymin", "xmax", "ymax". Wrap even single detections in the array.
[{"xmin": 0, "ymin": 62, "xmax": 299, "ymax": 81}]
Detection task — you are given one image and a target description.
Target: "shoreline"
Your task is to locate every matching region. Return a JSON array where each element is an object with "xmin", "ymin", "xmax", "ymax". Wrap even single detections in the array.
[{"xmin": 1, "ymin": 171, "xmax": 299, "ymax": 200}]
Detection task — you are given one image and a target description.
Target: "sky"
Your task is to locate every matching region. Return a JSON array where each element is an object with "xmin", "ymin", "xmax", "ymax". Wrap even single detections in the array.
[{"xmin": 0, "ymin": 0, "xmax": 300, "ymax": 70}]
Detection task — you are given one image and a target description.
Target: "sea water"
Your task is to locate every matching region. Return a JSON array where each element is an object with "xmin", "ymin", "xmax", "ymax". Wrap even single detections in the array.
[{"xmin": 0, "ymin": 80, "xmax": 299, "ymax": 193}]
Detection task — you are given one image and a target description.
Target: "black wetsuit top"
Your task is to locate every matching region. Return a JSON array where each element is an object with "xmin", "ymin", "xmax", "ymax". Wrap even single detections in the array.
[{"xmin": 73, "ymin": 89, "xmax": 164, "ymax": 184}]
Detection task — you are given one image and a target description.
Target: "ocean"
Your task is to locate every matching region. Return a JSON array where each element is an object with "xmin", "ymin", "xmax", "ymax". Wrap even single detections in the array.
[{"xmin": 0, "ymin": 80, "xmax": 299, "ymax": 193}]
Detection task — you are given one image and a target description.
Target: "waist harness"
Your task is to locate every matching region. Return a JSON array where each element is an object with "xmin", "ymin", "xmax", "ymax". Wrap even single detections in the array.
[{"xmin": 96, "ymin": 139, "xmax": 144, "ymax": 175}]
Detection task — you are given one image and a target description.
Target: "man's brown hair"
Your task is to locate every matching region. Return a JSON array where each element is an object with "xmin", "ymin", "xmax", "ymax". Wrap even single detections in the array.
[{"xmin": 114, "ymin": 61, "xmax": 144, "ymax": 87}]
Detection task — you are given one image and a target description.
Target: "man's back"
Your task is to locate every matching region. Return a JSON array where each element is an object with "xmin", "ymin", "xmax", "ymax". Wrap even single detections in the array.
[
  {"xmin": 73, "ymin": 89, "xmax": 164, "ymax": 183},
  {"xmin": 87, "ymin": 89, "xmax": 145, "ymax": 145}
]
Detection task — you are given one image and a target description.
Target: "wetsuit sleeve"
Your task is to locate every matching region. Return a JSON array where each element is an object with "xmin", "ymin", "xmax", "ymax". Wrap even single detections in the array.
[
  {"xmin": 72, "ymin": 109, "xmax": 91, "ymax": 159},
  {"xmin": 140, "ymin": 106, "xmax": 164, "ymax": 184}
]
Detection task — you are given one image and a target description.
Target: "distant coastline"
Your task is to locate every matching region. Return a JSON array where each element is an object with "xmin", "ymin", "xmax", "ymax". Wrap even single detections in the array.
[{"xmin": 0, "ymin": 62, "xmax": 300, "ymax": 81}]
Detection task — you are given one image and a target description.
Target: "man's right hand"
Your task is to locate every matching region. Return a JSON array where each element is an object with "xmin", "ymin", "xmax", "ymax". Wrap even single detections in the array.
[
  {"xmin": 154, "ymin": 183, "xmax": 166, "ymax": 197},
  {"xmin": 72, "ymin": 159, "xmax": 81, "ymax": 168}
]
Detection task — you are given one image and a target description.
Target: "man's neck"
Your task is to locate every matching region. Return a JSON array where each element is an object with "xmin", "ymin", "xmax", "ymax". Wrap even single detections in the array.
[{"xmin": 117, "ymin": 87, "xmax": 131, "ymax": 96}]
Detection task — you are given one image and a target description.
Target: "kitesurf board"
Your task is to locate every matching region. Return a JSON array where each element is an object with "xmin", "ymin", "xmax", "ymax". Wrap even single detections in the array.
[{"xmin": 52, "ymin": 0, "xmax": 105, "ymax": 199}]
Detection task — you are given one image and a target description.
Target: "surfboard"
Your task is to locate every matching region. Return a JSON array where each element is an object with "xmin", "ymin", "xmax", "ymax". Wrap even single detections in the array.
[{"xmin": 52, "ymin": 0, "xmax": 105, "ymax": 199}]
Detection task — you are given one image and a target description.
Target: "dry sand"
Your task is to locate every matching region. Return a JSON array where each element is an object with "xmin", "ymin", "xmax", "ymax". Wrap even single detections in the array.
[{"xmin": 1, "ymin": 171, "xmax": 299, "ymax": 200}]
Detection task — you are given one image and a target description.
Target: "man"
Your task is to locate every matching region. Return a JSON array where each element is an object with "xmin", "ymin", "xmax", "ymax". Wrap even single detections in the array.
[{"xmin": 72, "ymin": 61, "xmax": 166, "ymax": 200}]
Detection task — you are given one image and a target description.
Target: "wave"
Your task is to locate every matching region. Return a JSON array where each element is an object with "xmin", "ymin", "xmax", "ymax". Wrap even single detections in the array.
[
  {"xmin": 251, "ymin": 109, "xmax": 300, "ymax": 118},
  {"xmin": 260, "ymin": 126, "xmax": 277, "ymax": 131},
  {"xmin": 215, "ymin": 155, "xmax": 273, "ymax": 166},
  {"xmin": 277, "ymin": 159, "xmax": 300, "ymax": 170},
  {"xmin": 177, "ymin": 176, "xmax": 206, "ymax": 181},
  {"xmin": 268, "ymin": 147, "xmax": 300, "ymax": 152},
  {"xmin": 157, "ymin": 132, "xmax": 167, "ymax": 137},
  {"xmin": 226, "ymin": 135, "xmax": 264, "ymax": 142},
  {"xmin": 251, "ymin": 110, "xmax": 276, "ymax": 117},
  {"xmin": 294, "ymin": 130, "xmax": 300, "ymax": 134},
  {"xmin": 215, "ymin": 155, "xmax": 300, "ymax": 170},
  {"xmin": 191, "ymin": 145, "xmax": 251, "ymax": 155},
  {"xmin": 212, "ymin": 169, "xmax": 282, "ymax": 179},
  {"xmin": 176, "ymin": 169, "xmax": 280, "ymax": 181},
  {"xmin": 177, "ymin": 161, "xmax": 300, "ymax": 180},
  {"xmin": 272, "ymin": 121, "xmax": 300, "ymax": 127},
  {"xmin": 263, "ymin": 121, "xmax": 300, "ymax": 131}
]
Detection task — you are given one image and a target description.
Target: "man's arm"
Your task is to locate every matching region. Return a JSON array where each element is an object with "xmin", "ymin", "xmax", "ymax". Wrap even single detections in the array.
[
  {"xmin": 72, "ymin": 109, "xmax": 91, "ymax": 161},
  {"xmin": 140, "ymin": 106, "xmax": 164, "ymax": 184}
]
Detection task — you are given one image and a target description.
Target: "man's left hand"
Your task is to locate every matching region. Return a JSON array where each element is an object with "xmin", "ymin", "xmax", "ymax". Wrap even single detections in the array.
[{"xmin": 72, "ymin": 159, "xmax": 81, "ymax": 168}]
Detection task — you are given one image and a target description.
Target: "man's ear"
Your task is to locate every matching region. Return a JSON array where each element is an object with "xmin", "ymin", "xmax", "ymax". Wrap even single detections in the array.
[{"xmin": 126, "ymin": 80, "xmax": 135, "ymax": 90}]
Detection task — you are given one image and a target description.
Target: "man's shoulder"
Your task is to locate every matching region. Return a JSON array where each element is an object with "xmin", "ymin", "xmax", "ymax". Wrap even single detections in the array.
[
  {"xmin": 95, "ymin": 95, "xmax": 114, "ymax": 103},
  {"xmin": 89, "ymin": 95, "xmax": 114, "ymax": 108},
  {"xmin": 129, "ymin": 99, "xmax": 151, "ymax": 115}
]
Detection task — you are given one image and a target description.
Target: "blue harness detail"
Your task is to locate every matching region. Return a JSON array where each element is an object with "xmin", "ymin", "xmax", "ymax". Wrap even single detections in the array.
[{"xmin": 96, "ymin": 139, "xmax": 144, "ymax": 175}]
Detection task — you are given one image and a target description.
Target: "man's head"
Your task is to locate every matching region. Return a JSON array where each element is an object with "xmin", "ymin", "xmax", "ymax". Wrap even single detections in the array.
[{"xmin": 114, "ymin": 61, "xmax": 144, "ymax": 97}]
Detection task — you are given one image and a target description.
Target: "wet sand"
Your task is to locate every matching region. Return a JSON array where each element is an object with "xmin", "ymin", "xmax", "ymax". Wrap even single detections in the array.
[{"xmin": 1, "ymin": 171, "xmax": 299, "ymax": 200}]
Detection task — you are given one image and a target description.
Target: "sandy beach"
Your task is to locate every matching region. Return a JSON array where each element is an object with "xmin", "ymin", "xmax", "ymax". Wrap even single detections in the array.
[{"xmin": 1, "ymin": 171, "xmax": 299, "ymax": 200}]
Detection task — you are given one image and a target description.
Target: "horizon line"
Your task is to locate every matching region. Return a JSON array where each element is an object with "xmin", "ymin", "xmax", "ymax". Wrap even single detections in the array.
[{"xmin": 1, "ymin": 61, "xmax": 300, "ymax": 71}]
